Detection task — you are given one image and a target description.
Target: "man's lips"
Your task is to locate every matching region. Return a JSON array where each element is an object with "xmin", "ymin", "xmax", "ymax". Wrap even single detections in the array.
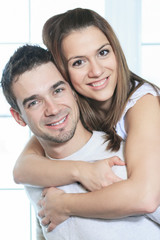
[{"xmin": 46, "ymin": 116, "xmax": 67, "ymax": 126}]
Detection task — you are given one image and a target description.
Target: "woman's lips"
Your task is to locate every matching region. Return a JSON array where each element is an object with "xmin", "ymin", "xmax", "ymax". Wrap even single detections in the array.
[{"xmin": 88, "ymin": 76, "xmax": 109, "ymax": 89}]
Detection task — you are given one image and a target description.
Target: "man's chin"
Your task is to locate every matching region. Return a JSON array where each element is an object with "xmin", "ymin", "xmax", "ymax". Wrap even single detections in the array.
[{"xmin": 38, "ymin": 131, "xmax": 75, "ymax": 144}]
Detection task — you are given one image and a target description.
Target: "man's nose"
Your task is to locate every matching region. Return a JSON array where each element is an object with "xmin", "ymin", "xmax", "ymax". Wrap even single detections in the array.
[{"xmin": 44, "ymin": 99, "xmax": 61, "ymax": 117}]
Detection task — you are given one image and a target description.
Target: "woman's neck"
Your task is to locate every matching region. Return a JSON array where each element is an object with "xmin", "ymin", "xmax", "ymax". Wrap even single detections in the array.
[{"xmin": 89, "ymin": 99, "xmax": 111, "ymax": 117}]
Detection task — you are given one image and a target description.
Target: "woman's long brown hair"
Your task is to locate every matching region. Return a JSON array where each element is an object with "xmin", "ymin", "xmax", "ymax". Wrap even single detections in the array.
[{"xmin": 43, "ymin": 8, "xmax": 160, "ymax": 151}]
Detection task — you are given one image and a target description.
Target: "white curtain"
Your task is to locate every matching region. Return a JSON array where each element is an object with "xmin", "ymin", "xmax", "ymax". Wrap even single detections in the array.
[{"xmin": 104, "ymin": 0, "xmax": 141, "ymax": 75}]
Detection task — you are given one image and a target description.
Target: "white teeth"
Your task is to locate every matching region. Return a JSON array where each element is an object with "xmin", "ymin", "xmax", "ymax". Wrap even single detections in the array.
[
  {"xmin": 49, "ymin": 117, "xmax": 66, "ymax": 126},
  {"xmin": 91, "ymin": 78, "xmax": 107, "ymax": 87}
]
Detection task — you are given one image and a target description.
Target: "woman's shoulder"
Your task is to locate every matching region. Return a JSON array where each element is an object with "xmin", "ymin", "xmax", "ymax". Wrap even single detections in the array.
[
  {"xmin": 116, "ymin": 82, "xmax": 159, "ymax": 140},
  {"xmin": 126, "ymin": 82, "xmax": 159, "ymax": 114},
  {"xmin": 130, "ymin": 82, "xmax": 159, "ymax": 100}
]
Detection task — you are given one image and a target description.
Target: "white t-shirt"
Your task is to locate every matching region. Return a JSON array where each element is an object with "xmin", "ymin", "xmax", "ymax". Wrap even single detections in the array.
[
  {"xmin": 25, "ymin": 131, "xmax": 160, "ymax": 240},
  {"xmin": 116, "ymin": 83, "xmax": 160, "ymax": 139}
]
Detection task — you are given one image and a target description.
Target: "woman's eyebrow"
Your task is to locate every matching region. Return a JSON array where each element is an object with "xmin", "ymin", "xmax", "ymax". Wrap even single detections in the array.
[
  {"xmin": 97, "ymin": 43, "xmax": 110, "ymax": 51},
  {"xmin": 67, "ymin": 43, "xmax": 111, "ymax": 62}
]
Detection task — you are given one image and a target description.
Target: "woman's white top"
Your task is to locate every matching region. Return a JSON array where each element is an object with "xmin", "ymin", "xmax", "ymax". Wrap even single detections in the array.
[{"xmin": 116, "ymin": 83, "xmax": 159, "ymax": 139}]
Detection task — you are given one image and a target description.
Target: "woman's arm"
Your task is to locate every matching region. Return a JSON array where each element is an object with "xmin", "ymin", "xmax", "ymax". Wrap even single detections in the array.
[
  {"xmin": 13, "ymin": 135, "xmax": 124, "ymax": 188},
  {"xmin": 13, "ymin": 136, "xmax": 82, "ymax": 187},
  {"xmin": 38, "ymin": 94, "xmax": 160, "ymax": 230}
]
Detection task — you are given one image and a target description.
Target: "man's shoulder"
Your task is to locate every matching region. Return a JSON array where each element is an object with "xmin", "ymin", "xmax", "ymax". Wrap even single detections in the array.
[{"xmin": 92, "ymin": 130, "xmax": 106, "ymax": 139}]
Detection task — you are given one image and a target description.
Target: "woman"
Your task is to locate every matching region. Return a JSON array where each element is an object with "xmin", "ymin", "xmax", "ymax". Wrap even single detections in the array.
[{"xmin": 13, "ymin": 8, "xmax": 160, "ymax": 231}]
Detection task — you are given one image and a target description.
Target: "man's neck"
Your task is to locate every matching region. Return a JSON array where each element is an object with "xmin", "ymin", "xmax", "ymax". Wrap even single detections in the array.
[{"xmin": 39, "ymin": 123, "xmax": 92, "ymax": 159}]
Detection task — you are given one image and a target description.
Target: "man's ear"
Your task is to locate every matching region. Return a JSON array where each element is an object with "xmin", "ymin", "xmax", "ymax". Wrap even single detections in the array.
[{"xmin": 10, "ymin": 107, "xmax": 26, "ymax": 127}]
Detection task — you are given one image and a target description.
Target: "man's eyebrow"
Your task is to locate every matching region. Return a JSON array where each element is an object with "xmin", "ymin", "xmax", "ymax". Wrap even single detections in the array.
[
  {"xmin": 22, "ymin": 80, "xmax": 66, "ymax": 107},
  {"xmin": 51, "ymin": 80, "xmax": 66, "ymax": 90},
  {"xmin": 23, "ymin": 95, "xmax": 38, "ymax": 107}
]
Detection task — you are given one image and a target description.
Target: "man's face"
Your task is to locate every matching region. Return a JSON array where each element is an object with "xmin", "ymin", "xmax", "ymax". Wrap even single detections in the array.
[{"xmin": 12, "ymin": 62, "xmax": 80, "ymax": 144}]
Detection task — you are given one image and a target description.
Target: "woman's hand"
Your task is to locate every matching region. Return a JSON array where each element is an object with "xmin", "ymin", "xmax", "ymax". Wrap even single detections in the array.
[
  {"xmin": 38, "ymin": 187, "xmax": 69, "ymax": 232},
  {"xmin": 77, "ymin": 156, "xmax": 125, "ymax": 191}
]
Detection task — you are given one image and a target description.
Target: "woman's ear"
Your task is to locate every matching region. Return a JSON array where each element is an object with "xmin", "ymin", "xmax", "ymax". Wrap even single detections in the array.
[{"xmin": 10, "ymin": 107, "xmax": 26, "ymax": 127}]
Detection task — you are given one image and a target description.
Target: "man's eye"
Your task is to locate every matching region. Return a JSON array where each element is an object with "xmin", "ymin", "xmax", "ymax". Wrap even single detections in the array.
[
  {"xmin": 99, "ymin": 49, "xmax": 109, "ymax": 56},
  {"xmin": 54, "ymin": 88, "xmax": 63, "ymax": 94},
  {"xmin": 28, "ymin": 100, "xmax": 38, "ymax": 108}
]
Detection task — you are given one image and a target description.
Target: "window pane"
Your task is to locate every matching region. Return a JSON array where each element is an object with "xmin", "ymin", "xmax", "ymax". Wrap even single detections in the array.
[
  {"xmin": 0, "ymin": 44, "xmax": 24, "ymax": 79},
  {"xmin": 0, "ymin": 117, "xmax": 30, "ymax": 188},
  {"xmin": 0, "ymin": 0, "xmax": 29, "ymax": 42},
  {"xmin": 0, "ymin": 88, "xmax": 11, "ymax": 116},
  {"xmin": 0, "ymin": 190, "xmax": 31, "ymax": 240},
  {"xmin": 141, "ymin": 45, "xmax": 160, "ymax": 87},
  {"xmin": 142, "ymin": 0, "xmax": 160, "ymax": 43}
]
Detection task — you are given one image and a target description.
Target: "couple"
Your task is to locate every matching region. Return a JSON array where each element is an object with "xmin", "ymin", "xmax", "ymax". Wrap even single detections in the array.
[
  {"xmin": 2, "ymin": 44, "xmax": 160, "ymax": 240},
  {"xmin": 2, "ymin": 7, "xmax": 160, "ymax": 240}
]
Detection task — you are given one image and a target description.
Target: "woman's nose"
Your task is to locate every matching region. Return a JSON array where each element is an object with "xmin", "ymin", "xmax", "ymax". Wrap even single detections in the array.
[{"xmin": 88, "ymin": 59, "xmax": 104, "ymax": 78}]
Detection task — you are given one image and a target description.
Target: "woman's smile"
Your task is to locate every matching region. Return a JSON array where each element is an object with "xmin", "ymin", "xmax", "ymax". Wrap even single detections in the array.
[{"xmin": 87, "ymin": 76, "xmax": 110, "ymax": 89}]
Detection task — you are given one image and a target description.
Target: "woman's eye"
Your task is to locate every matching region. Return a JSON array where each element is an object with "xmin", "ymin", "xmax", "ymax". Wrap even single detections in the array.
[
  {"xmin": 72, "ymin": 59, "xmax": 83, "ymax": 67},
  {"xmin": 99, "ymin": 49, "xmax": 109, "ymax": 56}
]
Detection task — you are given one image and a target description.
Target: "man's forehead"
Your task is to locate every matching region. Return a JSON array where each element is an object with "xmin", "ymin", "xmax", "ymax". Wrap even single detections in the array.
[
  {"xmin": 14, "ymin": 62, "xmax": 68, "ymax": 86},
  {"xmin": 13, "ymin": 62, "xmax": 73, "ymax": 99}
]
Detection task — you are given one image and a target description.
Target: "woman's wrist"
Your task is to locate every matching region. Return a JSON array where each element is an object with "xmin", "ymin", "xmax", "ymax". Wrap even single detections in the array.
[{"xmin": 72, "ymin": 161, "xmax": 88, "ymax": 183}]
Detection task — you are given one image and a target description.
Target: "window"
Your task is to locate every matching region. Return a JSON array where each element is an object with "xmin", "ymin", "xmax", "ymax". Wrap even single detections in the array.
[{"xmin": 0, "ymin": 1, "xmax": 159, "ymax": 239}]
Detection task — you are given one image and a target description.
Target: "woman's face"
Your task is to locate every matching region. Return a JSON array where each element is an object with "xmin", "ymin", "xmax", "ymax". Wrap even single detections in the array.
[{"xmin": 62, "ymin": 26, "xmax": 118, "ymax": 103}]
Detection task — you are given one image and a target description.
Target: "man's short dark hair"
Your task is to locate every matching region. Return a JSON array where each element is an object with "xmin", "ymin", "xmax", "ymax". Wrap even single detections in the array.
[{"xmin": 1, "ymin": 44, "xmax": 54, "ymax": 113}]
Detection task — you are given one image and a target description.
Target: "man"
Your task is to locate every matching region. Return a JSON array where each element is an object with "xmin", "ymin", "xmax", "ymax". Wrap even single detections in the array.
[{"xmin": 1, "ymin": 45, "xmax": 160, "ymax": 240}]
